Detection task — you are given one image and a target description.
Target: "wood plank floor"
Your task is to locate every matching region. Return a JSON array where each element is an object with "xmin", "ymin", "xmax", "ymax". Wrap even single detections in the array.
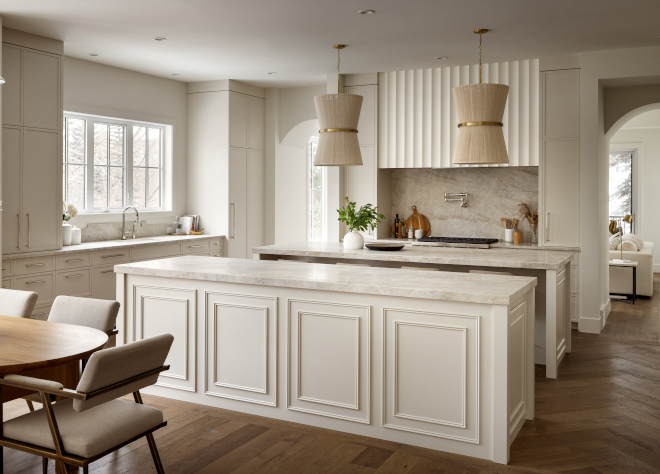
[{"xmin": 3, "ymin": 278, "xmax": 660, "ymax": 473}]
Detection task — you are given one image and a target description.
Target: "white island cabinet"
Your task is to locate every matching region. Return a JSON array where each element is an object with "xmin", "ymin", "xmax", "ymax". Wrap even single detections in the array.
[{"xmin": 115, "ymin": 256, "xmax": 536, "ymax": 463}]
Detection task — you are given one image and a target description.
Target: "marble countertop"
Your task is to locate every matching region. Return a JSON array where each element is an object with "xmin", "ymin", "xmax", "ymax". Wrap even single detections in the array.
[
  {"xmin": 374, "ymin": 238, "xmax": 580, "ymax": 252},
  {"xmin": 115, "ymin": 256, "xmax": 537, "ymax": 305},
  {"xmin": 253, "ymin": 242, "xmax": 573, "ymax": 270},
  {"xmin": 2, "ymin": 234, "xmax": 224, "ymax": 261}
]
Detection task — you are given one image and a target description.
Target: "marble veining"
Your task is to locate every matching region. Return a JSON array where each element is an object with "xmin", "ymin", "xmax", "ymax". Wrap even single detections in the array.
[
  {"xmin": 116, "ymin": 256, "xmax": 537, "ymax": 305},
  {"xmin": 391, "ymin": 167, "xmax": 539, "ymax": 243},
  {"xmin": 253, "ymin": 242, "xmax": 573, "ymax": 270}
]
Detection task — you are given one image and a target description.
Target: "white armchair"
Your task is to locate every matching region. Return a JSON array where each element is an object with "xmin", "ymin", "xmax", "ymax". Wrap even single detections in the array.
[{"xmin": 609, "ymin": 241, "xmax": 654, "ymax": 297}]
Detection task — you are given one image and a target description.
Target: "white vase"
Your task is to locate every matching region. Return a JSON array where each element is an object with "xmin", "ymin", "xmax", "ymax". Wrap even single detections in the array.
[
  {"xmin": 71, "ymin": 226, "xmax": 82, "ymax": 245},
  {"xmin": 343, "ymin": 230, "xmax": 364, "ymax": 250},
  {"xmin": 62, "ymin": 222, "xmax": 72, "ymax": 246}
]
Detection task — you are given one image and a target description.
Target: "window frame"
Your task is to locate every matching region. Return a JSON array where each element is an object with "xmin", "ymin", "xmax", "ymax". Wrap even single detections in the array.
[
  {"xmin": 63, "ymin": 111, "xmax": 171, "ymax": 216},
  {"xmin": 608, "ymin": 148, "xmax": 638, "ymax": 234}
]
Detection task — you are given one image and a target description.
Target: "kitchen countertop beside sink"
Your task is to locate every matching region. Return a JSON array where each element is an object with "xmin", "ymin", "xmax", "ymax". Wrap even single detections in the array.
[
  {"xmin": 375, "ymin": 238, "xmax": 580, "ymax": 252},
  {"xmin": 2, "ymin": 234, "xmax": 224, "ymax": 260}
]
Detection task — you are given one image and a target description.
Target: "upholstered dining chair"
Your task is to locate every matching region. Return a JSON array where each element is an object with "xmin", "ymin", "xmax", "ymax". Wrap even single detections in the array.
[
  {"xmin": 0, "ymin": 333, "xmax": 173, "ymax": 474},
  {"xmin": 23, "ymin": 296, "xmax": 121, "ymax": 413},
  {"xmin": 0, "ymin": 288, "xmax": 38, "ymax": 319}
]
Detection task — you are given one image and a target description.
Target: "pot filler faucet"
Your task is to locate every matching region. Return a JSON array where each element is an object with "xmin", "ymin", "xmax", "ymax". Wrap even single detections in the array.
[
  {"xmin": 121, "ymin": 206, "xmax": 141, "ymax": 240},
  {"xmin": 444, "ymin": 193, "xmax": 468, "ymax": 208}
]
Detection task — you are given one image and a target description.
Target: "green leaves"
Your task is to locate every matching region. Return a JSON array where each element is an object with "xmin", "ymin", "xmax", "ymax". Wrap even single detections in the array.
[{"xmin": 337, "ymin": 197, "xmax": 387, "ymax": 232}]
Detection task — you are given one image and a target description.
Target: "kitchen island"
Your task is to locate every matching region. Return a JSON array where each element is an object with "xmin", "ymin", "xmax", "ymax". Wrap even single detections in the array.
[
  {"xmin": 115, "ymin": 256, "xmax": 536, "ymax": 463},
  {"xmin": 254, "ymin": 241, "xmax": 573, "ymax": 378}
]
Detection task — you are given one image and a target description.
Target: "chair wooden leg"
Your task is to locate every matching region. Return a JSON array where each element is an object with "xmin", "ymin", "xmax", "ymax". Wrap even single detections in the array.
[
  {"xmin": 26, "ymin": 400, "xmax": 35, "ymax": 412},
  {"xmin": 83, "ymin": 465, "xmax": 89, "ymax": 474},
  {"xmin": 146, "ymin": 433, "xmax": 165, "ymax": 474},
  {"xmin": 42, "ymin": 457, "xmax": 48, "ymax": 474}
]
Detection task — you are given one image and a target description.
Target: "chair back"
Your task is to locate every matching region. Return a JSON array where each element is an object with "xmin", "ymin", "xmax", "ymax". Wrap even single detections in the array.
[
  {"xmin": 74, "ymin": 333, "xmax": 174, "ymax": 412},
  {"xmin": 0, "ymin": 288, "xmax": 38, "ymax": 318},
  {"xmin": 48, "ymin": 295, "xmax": 119, "ymax": 332}
]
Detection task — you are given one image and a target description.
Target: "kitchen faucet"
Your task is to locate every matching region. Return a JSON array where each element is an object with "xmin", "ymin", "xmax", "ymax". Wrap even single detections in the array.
[
  {"xmin": 121, "ymin": 206, "xmax": 141, "ymax": 239},
  {"xmin": 444, "ymin": 193, "xmax": 468, "ymax": 208}
]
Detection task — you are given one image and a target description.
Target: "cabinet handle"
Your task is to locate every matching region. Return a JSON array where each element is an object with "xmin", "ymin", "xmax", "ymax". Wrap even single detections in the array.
[
  {"xmin": 231, "ymin": 203, "xmax": 236, "ymax": 239},
  {"xmin": 17, "ymin": 214, "xmax": 21, "ymax": 250},
  {"xmin": 101, "ymin": 254, "xmax": 126, "ymax": 258},
  {"xmin": 1, "ymin": 267, "xmax": 6, "ymax": 271},
  {"xmin": 27, "ymin": 214, "xmax": 30, "ymax": 248},
  {"xmin": 100, "ymin": 270, "xmax": 114, "ymax": 274},
  {"xmin": 1, "ymin": 286, "xmax": 7, "ymax": 289},
  {"xmin": 25, "ymin": 280, "xmax": 46, "ymax": 285},
  {"xmin": 65, "ymin": 274, "xmax": 85, "ymax": 279},
  {"xmin": 545, "ymin": 212, "xmax": 550, "ymax": 242},
  {"xmin": 66, "ymin": 258, "xmax": 85, "ymax": 263},
  {"xmin": 188, "ymin": 245, "xmax": 206, "ymax": 249},
  {"xmin": 214, "ymin": 242, "xmax": 220, "ymax": 246},
  {"xmin": 25, "ymin": 263, "xmax": 46, "ymax": 267},
  {"xmin": 32, "ymin": 312, "xmax": 46, "ymax": 317}
]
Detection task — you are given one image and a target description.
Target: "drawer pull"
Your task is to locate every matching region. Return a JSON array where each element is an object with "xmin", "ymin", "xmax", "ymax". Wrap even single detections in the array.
[
  {"xmin": 188, "ymin": 245, "xmax": 206, "ymax": 248},
  {"xmin": 1, "ymin": 286, "xmax": 6, "ymax": 289},
  {"xmin": 65, "ymin": 274, "xmax": 85, "ymax": 279},
  {"xmin": 1, "ymin": 267, "xmax": 6, "ymax": 270},
  {"xmin": 213, "ymin": 242, "xmax": 220, "ymax": 245},
  {"xmin": 66, "ymin": 258, "xmax": 85, "ymax": 263},
  {"xmin": 100, "ymin": 270, "xmax": 114, "ymax": 274},
  {"xmin": 101, "ymin": 254, "xmax": 126, "ymax": 259},
  {"xmin": 32, "ymin": 312, "xmax": 46, "ymax": 317},
  {"xmin": 25, "ymin": 280, "xmax": 46, "ymax": 285},
  {"xmin": 25, "ymin": 263, "xmax": 46, "ymax": 267}
]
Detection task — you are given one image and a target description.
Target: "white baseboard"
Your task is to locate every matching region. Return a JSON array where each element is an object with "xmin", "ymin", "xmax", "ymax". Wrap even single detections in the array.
[{"xmin": 579, "ymin": 317, "xmax": 602, "ymax": 334}]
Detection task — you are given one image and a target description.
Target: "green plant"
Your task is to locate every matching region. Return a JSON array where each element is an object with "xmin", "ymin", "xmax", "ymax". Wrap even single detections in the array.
[{"xmin": 337, "ymin": 197, "xmax": 386, "ymax": 232}]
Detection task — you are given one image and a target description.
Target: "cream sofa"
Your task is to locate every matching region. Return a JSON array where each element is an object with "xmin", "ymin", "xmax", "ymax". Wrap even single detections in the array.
[{"xmin": 609, "ymin": 241, "xmax": 654, "ymax": 297}]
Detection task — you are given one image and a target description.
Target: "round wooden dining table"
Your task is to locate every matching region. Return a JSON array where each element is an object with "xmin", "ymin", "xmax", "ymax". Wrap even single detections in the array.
[{"xmin": 0, "ymin": 315, "xmax": 108, "ymax": 402}]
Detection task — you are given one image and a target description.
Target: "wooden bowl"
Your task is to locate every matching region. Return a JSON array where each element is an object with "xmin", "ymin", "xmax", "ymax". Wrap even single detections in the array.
[{"xmin": 190, "ymin": 229, "xmax": 205, "ymax": 235}]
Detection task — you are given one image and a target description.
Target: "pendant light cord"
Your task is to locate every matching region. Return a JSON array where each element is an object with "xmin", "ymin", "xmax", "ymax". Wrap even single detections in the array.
[{"xmin": 337, "ymin": 46, "xmax": 341, "ymax": 92}]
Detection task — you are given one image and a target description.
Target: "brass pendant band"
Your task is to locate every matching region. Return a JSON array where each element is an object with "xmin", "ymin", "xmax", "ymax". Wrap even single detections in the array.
[
  {"xmin": 319, "ymin": 128, "xmax": 358, "ymax": 133},
  {"xmin": 457, "ymin": 122, "xmax": 503, "ymax": 128}
]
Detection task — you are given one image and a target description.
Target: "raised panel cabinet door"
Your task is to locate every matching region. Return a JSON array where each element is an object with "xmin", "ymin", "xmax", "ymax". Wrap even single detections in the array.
[
  {"xmin": 3, "ymin": 126, "xmax": 22, "ymax": 254},
  {"xmin": 543, "ymin": 69, "xmax": 579, "ymax": 139},
  {"xmin": 247, "ymin": 96, "xmax": 265, "ymax": 150},
  {"xmin": 2, "ymin": 44, "xmax": 23, "ymax": 126},
  {"xmin": 228, "ymin": 148, "xmax": 247, "ymax": 258},
  {"xmin": 229, "ymin": 92, "xmax": 248, "ymax": 148},
  {"xmin": 22, "ymin": 128, "xmax": 60, "ymax": 252},
  {"xmin": 23, "ymin": 49, "xmax": 61, "ymax": 131},
  {"xmin": 543, "ymin": 139, "xmax": 579, "ymax": 247},
  {"xmin": 246, "ymin": 150, "xmax": 264, "ymax": 256}
]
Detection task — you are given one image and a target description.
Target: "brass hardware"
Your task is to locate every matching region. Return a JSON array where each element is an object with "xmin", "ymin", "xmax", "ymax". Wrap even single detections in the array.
[
  {"xmin": 189, "ymin": 244, "xmax": 206, "ymax": 248},
  {"xmin": 101, "ymin": 253, "xmax": 126, "ymax": 258},
  {"xmin": 319, "ymin": 128, "xmax": 358, "ymax": 133},
  {"xmin": 65, "ymin": 274, "xmax": 84, "ymax": 279},
  {"xmin": 25, "ymin": 280, "xmax": 46, "ymax": 285},
  {"xmin": 25, "ymin": 263, "xmax": 46, "ymax": 267},
  {"xmin": 65, "ymin": 258, "xmax": 85, "ymax": 263},
  {"xmin": 473, "ymin": 29, "xmax": 489, "ymax": 84},
  {"xmin": 333, "ymin": 44, "xmax": 346, "ymax": 91},
  {"xmin": 27, "ymin": 213, "xmax": 30, "ymax": 248},
  {"xmin": 457, "ymin": 122, "xmax": 503, "ymax": 128},
  {"xmin": 100, "ymin": 269, "xmax": 114, "ymax": 274},
  {"xmin": 332, "ymin": 44, "xmax": 346, "ymax": 50}
]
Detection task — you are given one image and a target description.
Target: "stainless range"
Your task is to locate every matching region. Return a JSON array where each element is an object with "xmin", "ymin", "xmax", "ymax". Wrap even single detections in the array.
[{"xmin": 413, "ymin": 237, "xmax": 499, "ymax": 249}]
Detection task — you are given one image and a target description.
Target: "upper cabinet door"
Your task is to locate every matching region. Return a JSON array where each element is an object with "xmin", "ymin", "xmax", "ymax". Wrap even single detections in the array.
[
  {"xmin": 2, "ymin": 126, "xmax": 22, "ymax": 254},
  {"xmin": 23, "ymin": 49, "xmax": 60, "ymax": 131},
  {"xmin": 22, "ymin": 128, "xmax": 60, "ymax": 252},
  {"xmin": 228, "ymin": 148, "xmax": 247, "ymax": 259},
  {"xmin": 229, "ymin": 92, "xmax": 248, "ymax": 148},
  {"xmin": 2, "ymin": 44, "xmax": 23, "ymax": 126},
  {"xmin": 542, "ymin": 70, "xmax": 579, "ymax": 139},
  {"xmin": 247, "ymin": 96, "xmax": 265, "ymax": 150}
]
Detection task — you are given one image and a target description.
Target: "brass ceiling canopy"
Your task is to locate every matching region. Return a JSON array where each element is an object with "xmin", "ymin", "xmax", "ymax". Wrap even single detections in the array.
[
  {"xmin": 313, "ymin": 44, "xmax": 363, "ymax": 166},
  {"xmin": 452, "ymin": 28, "xmax": 510, "ymax": 165}
]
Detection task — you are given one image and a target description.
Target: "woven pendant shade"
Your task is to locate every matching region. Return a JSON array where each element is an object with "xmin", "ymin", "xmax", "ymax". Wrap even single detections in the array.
[
  {"xmin": 452, "ymin": 83, "xmax": 509, "ymax": 165},
  {"xmin": 313, "ymin": 93, "xmax": 363, "ymax": 166}
]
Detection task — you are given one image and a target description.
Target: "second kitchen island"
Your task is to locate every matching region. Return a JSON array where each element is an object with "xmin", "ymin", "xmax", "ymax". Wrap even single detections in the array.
[{"xmin": 254, "ymin": 242, "xmax": 572, "ymax": 379}]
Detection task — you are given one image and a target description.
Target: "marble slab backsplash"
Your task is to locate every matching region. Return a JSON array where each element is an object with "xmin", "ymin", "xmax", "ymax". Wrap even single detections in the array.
[
  {"xmin": 391, "ymin": 167, "xmax": 539, "ymax": 242},
  {"xmin": 80, "ymin": 222, "xmax": 170, "ymax": 243}
]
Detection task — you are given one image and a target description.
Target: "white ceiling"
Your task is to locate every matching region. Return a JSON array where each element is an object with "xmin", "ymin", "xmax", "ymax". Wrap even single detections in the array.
[{"xmin": 2, "ymin": 0, "xmax": 660, "ymax": 87}]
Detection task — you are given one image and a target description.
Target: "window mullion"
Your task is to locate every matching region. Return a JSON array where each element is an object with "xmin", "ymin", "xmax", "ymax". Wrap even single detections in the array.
[
  {"xmin": 126, "ymin": 125, "xmax": 134, "ymax": 207},
  {"xmin": 85, "ymin": 120, "xmax": 94, "ymax": 211}
]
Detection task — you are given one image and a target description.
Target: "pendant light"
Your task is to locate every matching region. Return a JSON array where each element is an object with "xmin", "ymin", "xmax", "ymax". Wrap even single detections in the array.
[
  {"xmin": 313, "ymin": 45, "xmax": 363, "ymax": 166},
  {"xmin": 452, "ymin": 29, "xmax": 509, "ymax": 165}
]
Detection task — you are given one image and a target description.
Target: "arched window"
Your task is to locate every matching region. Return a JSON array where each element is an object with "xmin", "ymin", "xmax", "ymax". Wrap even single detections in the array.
[{"xmin": 307, "ymin": 137, "xmax": 324, "ymax": 241}]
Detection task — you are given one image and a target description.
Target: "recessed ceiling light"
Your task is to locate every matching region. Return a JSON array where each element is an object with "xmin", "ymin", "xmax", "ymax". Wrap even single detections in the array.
[
  {"xmin": 172, "ymin": 73, "xmax": 181, "ymax": 76},
  {"xmin": 358, "ymin": 10, "xmax": 375, "ymax": 14},
  {"xmin": 268, "ymin": 72, "xmax": 277, "ymax": 75},
  {"xmin": 436, "ymin": 56, "xmax": 449, "ymax": 60},
  {"xmin": 153, "ymin": 37, "xmax": 167, "ymax": 42},
  {"xmin": 88, "ymin": 53, "xmax": 100, "ymax": 57}
]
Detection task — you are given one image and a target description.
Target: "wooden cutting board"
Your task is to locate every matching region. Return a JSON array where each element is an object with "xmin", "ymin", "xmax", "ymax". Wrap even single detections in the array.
[{"xmin": 391, "ymin": 206, "xmax": 431, "ymax": 237}]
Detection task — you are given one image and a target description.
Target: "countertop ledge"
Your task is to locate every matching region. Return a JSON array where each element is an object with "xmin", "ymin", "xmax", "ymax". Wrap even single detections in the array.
[
  {"xmin": 253, "ymin": 242, "xmax": 574, "ymax": 270},
  {"xmin": 2, "ymin": 235, "xmax": 224, "ymax": 261},
  {"xmin": 115, "ymin": 256, "xmax": 537, "ymax": 306},
  {"xmin": 375, "ymin": 238, "xmax": 581, "ymax": 253}
]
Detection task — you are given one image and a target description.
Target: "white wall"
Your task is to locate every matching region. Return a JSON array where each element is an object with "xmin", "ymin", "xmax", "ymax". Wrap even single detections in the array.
[
  {"xmin": 580, "ymin": 45, "xmax": 660, "ymax": 332},
  {"xmin": 63, "ymin": 56, "xmax": 188, "ymax": 223},
  {"xmin": 611, "ymin": 109, "xmax": 660, "ymax": 270}
]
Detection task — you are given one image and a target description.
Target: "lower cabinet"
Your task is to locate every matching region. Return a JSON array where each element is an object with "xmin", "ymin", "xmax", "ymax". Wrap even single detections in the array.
[
  {"xmin": 92, "ymin": 265, "xmax": 117, "ymax": 300},
  {"xmin": 56, "ymin": 268, "xmax": 92, "ymax": 297}
]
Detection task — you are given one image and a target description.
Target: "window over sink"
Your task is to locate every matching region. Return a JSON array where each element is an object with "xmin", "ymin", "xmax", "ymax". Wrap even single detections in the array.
[{"xmin": 63, "ymin": 112, "xmax": 171, "ymax": 214}]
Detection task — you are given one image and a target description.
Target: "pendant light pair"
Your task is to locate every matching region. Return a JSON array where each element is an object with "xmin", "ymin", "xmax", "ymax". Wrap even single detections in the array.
[
  {"xmin": 452, "ymin": 29, "xmax": 509, "ymax": 165},
  {"xmin": 313, "ymin": 45, "xmax": 363, "ymax": 166}
]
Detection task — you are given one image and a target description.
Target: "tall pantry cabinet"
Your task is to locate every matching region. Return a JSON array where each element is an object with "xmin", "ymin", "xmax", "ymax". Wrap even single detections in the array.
[
  {"xmin": 2, "ymin": 29, "xmax": 62, "ymax": 255},
  {"xmin": 187, "ymin": 80, "xmax": 265, "ymax": 259}
]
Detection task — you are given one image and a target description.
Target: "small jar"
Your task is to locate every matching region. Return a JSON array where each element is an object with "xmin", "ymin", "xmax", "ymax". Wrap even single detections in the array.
[{"xmin": 71, "ymin": 227, "xmax": 82, "ymax": 245}]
